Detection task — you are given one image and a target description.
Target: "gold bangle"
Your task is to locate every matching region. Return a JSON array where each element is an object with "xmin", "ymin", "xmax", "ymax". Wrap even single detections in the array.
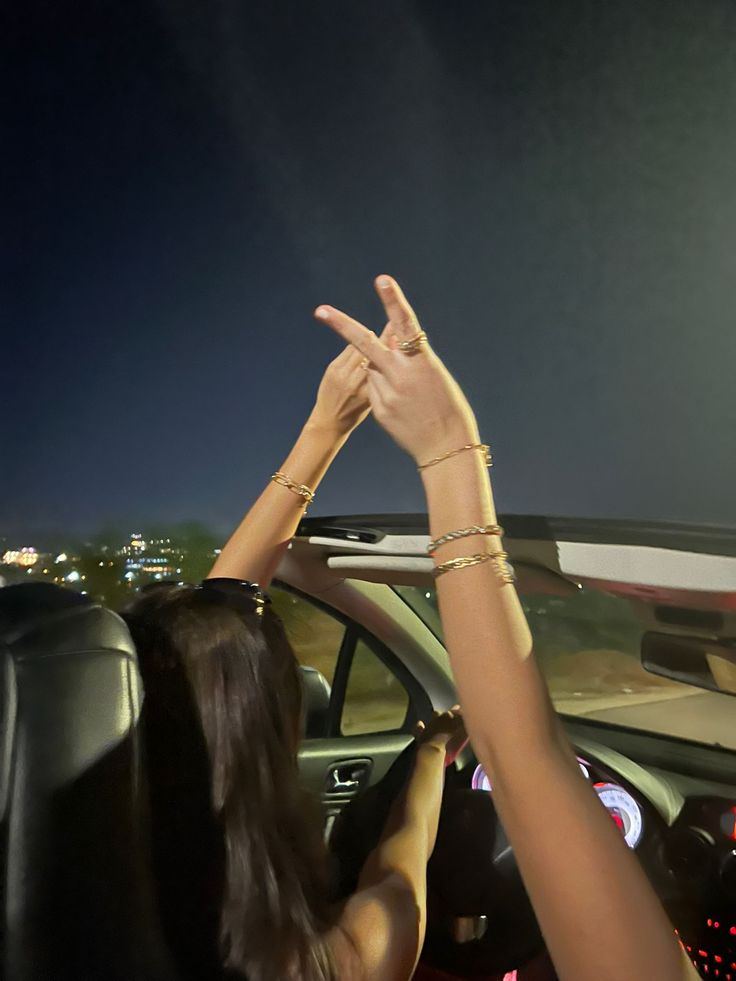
[
  {"xmin": 271, "ymin": 471, "xmax": 315, "ymax": 506},
  {"xmin": 417, "ymin": 443, "xmax": 492, "ymax": 472},
  {"xmin": 433, "ymin": 550, "xmax": 515, "ymax": 584},
  {"xmin": 427, "ymin": 524, "xmax": 504, "ymax": 555}
]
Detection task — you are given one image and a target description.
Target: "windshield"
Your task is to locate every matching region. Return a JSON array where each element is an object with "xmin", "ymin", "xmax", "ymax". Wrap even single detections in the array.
[{"xmin": 395, "ymin": 584, "xmax": 736, "ymax": 752}]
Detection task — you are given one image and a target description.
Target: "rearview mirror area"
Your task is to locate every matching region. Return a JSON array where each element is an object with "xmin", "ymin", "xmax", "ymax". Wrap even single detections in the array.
[{"xmin": 641, "ymin": 632, "xmax": 736, "ymax": 697}]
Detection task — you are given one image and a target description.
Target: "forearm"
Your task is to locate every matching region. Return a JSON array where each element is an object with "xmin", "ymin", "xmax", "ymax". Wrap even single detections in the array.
[
  {"xmin": 421, "ymin": 452, "xmax": 695, "ymax": 981},
  {"xmin": 208, "ymin": 417, "xmax": 348, "ymax": 586},
  {"xmin": 421, "ymin": 450, "xmax": 557, "ymax": 769},
  {"xmin": 360, "ymin": 744, "xmax": 445, "ymax": 889}
]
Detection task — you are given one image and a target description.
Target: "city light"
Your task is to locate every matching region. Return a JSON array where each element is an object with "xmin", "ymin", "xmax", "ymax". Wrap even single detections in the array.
[
  {"xmin": 3, "ymin": 547, "xmax": 39, "ymax": 568},
  {"xmin": 1, "ymin": 528, "xmax": 213, "ymax": 601}
]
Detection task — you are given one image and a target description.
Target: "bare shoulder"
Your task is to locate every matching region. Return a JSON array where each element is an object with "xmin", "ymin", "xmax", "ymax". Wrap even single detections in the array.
[{"xmin": 331, "ymin": 874, "xmax": 421, "ymax": 981}]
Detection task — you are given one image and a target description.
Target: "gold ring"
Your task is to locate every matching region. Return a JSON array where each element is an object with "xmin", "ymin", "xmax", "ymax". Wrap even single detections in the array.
[
  {"xmin": 397, "ymin": 330, "xmax": 428, "ymax": 355},
  {"xmin": 360, "ymin": 358, "xmax": 370, "ymax": 371}
]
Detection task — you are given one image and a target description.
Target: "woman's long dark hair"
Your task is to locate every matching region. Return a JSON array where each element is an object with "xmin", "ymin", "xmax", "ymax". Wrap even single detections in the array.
[{"xmin": 124, "ymin": 585, "xmax": 337, "ymax": 981}]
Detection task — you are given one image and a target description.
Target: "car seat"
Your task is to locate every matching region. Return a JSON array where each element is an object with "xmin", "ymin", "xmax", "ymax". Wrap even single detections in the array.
[{"xmin": 0, "ymin": 583, "xmax": 178, "ymax": 981}]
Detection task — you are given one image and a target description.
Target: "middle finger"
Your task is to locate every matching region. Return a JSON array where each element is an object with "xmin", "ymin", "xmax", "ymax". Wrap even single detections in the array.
[{"xmin": 374, "ymin": 275, "xmax": 422, "ymax": 342}]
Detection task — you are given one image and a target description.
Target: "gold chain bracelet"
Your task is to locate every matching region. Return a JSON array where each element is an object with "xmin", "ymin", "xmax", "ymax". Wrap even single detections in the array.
[
  {"xmin": 271, "ymin": 471, "xmax": 315, "ymax": 506},
  {"xmin": 433, "ymin": 550, "xmax": 515, "ymax": 584},
  {"xmin": 427, "ymin": 524, "xmax": 504, "ymax": 555},
  {"xmin": 417, "ymin": 443, "xmax": 492, "ymax": 472}
]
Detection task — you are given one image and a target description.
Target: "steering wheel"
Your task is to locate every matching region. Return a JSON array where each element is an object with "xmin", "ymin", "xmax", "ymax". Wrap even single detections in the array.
[{"xmin": 329, "ymin": 742, "xmax": 544, "ymax": 977}]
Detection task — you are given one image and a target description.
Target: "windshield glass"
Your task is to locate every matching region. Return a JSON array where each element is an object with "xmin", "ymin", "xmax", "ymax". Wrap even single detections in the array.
[{"xmin": 395, "ymin": 584, "xmax": 736, "ymax": 752}]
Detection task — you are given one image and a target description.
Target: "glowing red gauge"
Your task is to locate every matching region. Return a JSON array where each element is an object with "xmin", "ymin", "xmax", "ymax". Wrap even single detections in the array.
[{"xmin": 593, "ymin": 782, "xmax": 643, "ymax": 849}]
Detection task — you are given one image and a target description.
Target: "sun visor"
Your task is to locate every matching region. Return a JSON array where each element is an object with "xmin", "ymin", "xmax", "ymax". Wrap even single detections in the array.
[
  {"xmin": 558, "ymin": 542, "xmax": 736, "ymax": 610},
  {"xmin": 326, "ymin": 555, "xmax": 434, "ymax": 585},
  {"xmin": 325, "ymin": 554, "xmax": 578, "ymax": 595}
]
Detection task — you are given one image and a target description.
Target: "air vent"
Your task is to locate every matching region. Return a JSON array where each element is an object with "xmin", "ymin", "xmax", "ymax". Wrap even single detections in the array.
[{"xmin": 654, "ymin": 606, "xmax": 724, "ymax": 631}]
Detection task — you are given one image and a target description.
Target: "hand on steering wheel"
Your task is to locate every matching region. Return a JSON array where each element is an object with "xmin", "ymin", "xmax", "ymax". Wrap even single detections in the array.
[{"xmin": 415, "ymin": 706, "xmax": 469, "ymax": 768}]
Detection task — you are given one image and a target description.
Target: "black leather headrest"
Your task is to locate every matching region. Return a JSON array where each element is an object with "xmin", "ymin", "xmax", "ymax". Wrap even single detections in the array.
[{"xmin": 0, "ymin": 583, "xmax": 177, "ymax": 981}]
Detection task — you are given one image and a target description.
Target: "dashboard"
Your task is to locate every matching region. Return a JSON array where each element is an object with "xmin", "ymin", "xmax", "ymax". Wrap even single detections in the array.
[
  {"xmin": 472, "ymin": 756, "xmax": 645, "ymax": 849},
  {"xmin": 464, "ymin": 742, "xmax": 736, "ymax": 980}
]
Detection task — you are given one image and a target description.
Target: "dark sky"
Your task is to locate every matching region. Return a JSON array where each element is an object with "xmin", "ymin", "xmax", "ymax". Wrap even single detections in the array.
[{"xmin": 5, "ymin": 0, "xmax": 736, "ymax": 541}]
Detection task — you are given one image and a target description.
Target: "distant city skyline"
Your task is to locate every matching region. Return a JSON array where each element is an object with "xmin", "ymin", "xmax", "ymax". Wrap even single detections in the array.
[
  {"xmin": 0, "ymin": 526, "xmax": 221, "ymax": 605},
  {"xmin": 6, "ymin": 0, "xmax": 736, "ymax": 538}
]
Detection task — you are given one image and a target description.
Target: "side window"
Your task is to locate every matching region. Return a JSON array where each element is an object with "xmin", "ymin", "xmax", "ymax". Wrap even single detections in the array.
[
  {"xmin": 341, "ymin": 638, "xmax": 410, "ymax": 736},
  {"xmin": 271, "ymin": 585, "xmax": 413, "ymax": 738},
  {"xmin": 269, "ymin": 587, "xmax": 345, "ymax": 686}
]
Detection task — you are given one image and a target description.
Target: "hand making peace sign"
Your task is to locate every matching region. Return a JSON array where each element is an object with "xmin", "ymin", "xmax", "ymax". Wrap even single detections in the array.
[{"xmin": 315, "ymin": 275, "xmax": 480, "ymax": 465}]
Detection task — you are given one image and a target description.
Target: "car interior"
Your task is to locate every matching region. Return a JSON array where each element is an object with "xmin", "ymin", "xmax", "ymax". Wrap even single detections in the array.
[{"xmin": 2, "ymin": 514, "xmax": 736, "ymax": 980}]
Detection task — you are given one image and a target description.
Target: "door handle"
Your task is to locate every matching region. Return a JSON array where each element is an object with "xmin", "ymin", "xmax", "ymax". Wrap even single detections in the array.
[{"xmin": 325, "ymin": 759, "xmax": 371, "ymax": 797}]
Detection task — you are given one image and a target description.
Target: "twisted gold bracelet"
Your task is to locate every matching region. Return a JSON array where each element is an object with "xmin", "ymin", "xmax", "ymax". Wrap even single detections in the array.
[
  {"xmin": 417, "ymin": 443, "xmax": 492, "ymax": 472},
  {"xmin": 271, "ymin": 471, "xmax": 315, "ymax": 506},
  {"xmin": 427, "ymin": 524, "xmax": 504, "ymax": 555},
  {"xmin": 433, "ymin": 550, "xmax": 515, "ymax": 584}
]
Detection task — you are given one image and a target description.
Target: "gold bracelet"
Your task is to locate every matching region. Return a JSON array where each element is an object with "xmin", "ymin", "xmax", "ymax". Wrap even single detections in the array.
[
  {"xmin": 427, "ymin": 524, "xmax": 504, "ymax": 555},
  {"xmin": 417, "ymin": 443, "xmax": 492, "ymax": 472},
  {"xmin": 271, "ymin": 471, "xmax": 315, "ymax": 506},
  {"xmin": 433, "ymin": 550, "xmax": 515, "ymax": 584}
]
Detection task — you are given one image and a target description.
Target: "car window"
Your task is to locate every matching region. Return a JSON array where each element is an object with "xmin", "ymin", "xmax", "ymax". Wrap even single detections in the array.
[
  {"xmin": 269, "ymin": 587, "xmax": 345, "ymax": 686},
  {"xmin": 395, "ymin": 584, "xmax": 736, "ymax": 751},
  {"xmin": 271, "ymin": 586, "xmax": 412, "ymax": 737},
  {"xmin": 341, "ymin": 638, "xmax": 409, "ymax": 736}
]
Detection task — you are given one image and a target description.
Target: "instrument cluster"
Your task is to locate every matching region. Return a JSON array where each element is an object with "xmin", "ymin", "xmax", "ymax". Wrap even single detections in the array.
[
  {"xmin": 471, "ymin": 755, "xmax": 645, "ymax": 849},
  {"xmin": 467, "ymin": 752, "xmax": 736, "ymax": 979}
]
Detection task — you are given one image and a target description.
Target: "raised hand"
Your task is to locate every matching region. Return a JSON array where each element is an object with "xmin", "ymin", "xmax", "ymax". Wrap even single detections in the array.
[
  {"xmin": 314, "ymin": 276, "xmax": 479, "ymax": 464},
  {"xmin": 308, "ymin": 343, "xmax": 372, "ymax": 438}
]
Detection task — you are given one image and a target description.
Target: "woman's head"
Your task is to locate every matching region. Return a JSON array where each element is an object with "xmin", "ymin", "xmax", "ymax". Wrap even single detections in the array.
[{"xmin": 123, "ymin": 583, "xmax": 335, "ymax": 981}]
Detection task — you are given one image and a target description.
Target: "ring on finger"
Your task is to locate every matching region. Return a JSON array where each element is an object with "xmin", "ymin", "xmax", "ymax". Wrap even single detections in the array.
[
  {"xmin": 397, "ymin": 330, "xmax": 428, "ymax": 355},
  {"xmin": 360, "ymin": 358, "xmax": 370, "ymax": 371}
]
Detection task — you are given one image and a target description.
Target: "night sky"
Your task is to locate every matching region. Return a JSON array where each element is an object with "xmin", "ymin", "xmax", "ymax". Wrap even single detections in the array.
[{"xmin": 6, "ymin": 0, "xmax": 736, "ymax": 541}]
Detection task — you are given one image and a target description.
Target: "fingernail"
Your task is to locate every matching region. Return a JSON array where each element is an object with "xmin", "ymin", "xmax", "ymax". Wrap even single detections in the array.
[
  {"xmin": 376, "ymin": 275, "xmax": 391, "ymax": 290},
  {"xmin": 314, "ymin": 306, "xmax": 330, "ymax": 319}
]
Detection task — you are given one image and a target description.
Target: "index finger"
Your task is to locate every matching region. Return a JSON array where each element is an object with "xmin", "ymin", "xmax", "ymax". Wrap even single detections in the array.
[{"xmin": 315, "ymin": 305, "xmax": 391, "ymax": 370}]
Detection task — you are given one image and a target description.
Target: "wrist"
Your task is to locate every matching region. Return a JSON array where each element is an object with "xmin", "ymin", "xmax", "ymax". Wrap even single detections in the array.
[
  {"xmin": 411, "ymin": 422, "xmax": 481, "ymax": 468},
  {"xmin": 416, "ymin": 740, "xmax": 448, "ymax": 761},
  {"xmin": 302, "ymin": 413, "xmax": 353, "ymax": 446}
]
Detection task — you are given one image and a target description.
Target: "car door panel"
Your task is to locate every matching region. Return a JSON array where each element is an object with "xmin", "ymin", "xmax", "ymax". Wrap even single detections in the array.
[{"xmin": 299, "ymin": 732, "xmax": 413, "ymax": 835}]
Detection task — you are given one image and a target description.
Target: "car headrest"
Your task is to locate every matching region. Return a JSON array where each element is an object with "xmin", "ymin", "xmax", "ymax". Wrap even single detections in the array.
[{"xmin": 0, "ymin": 583, "xmax": 177, "ymax": 981}]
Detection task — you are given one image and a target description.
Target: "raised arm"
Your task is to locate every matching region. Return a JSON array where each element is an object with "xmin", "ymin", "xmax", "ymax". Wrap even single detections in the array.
[
  {"xmin": 315, "ymin": 277, "xmax": 697, "ymax": 981},
  {"xmin": 208, "ymin": 343, "xmax": 371, "ymax": 587}
]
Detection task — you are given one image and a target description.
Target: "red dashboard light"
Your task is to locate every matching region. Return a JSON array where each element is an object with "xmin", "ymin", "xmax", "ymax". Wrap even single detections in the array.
[{"xmin": 730, "ymin": 926, "xmax": 736, "ymax": 936}]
